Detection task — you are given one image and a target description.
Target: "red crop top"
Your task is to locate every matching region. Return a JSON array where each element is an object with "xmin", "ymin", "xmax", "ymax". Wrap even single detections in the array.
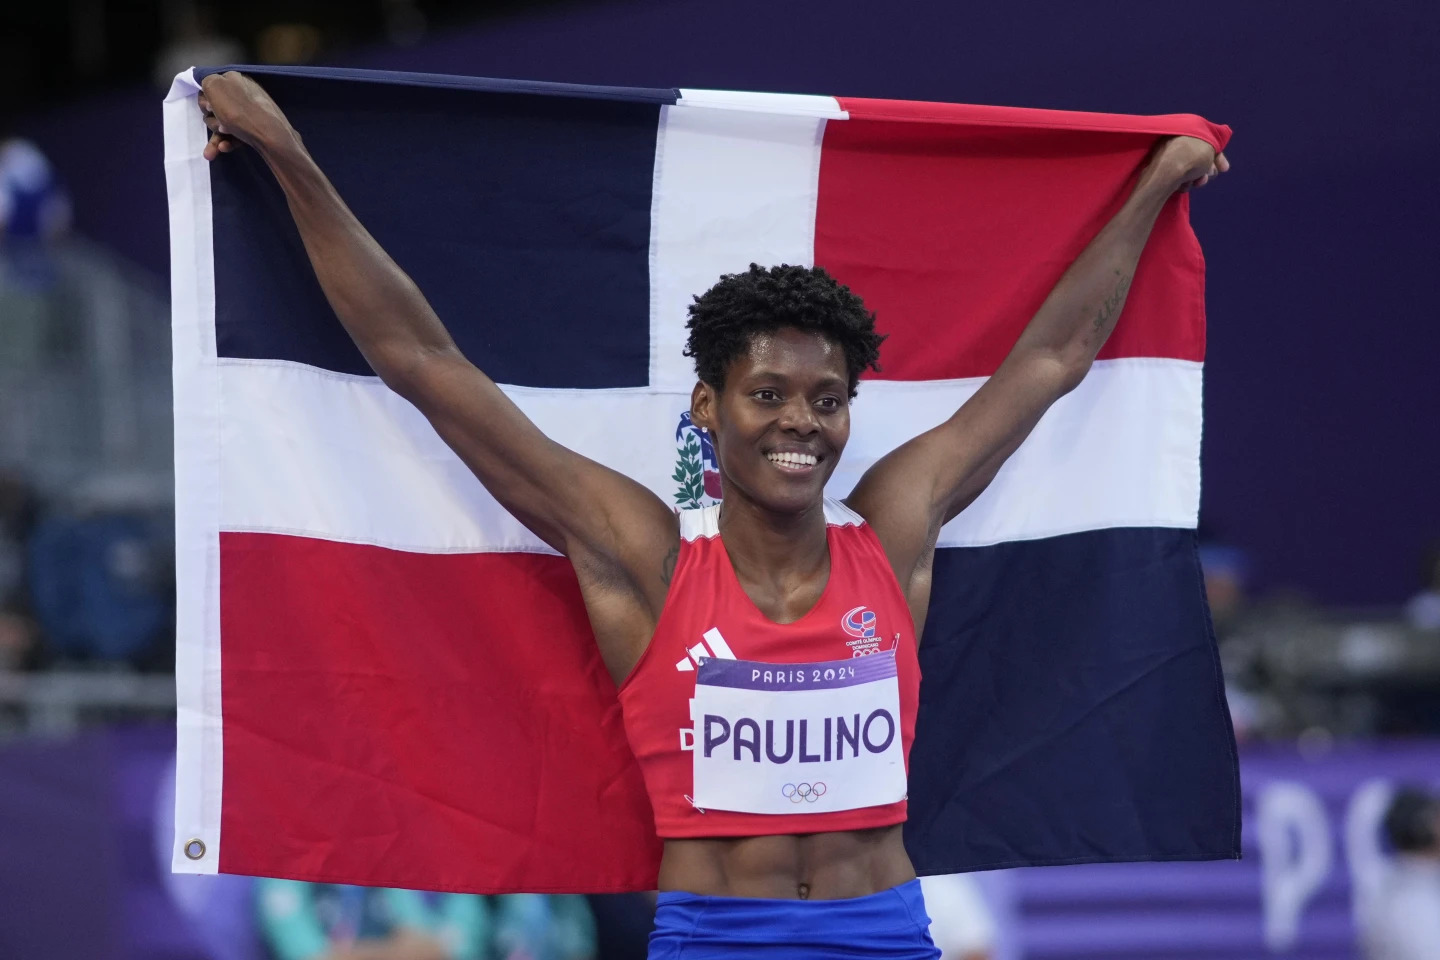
[{"xmin": 616, "ymin": 499, "xmax": 921, "ymax": 838}]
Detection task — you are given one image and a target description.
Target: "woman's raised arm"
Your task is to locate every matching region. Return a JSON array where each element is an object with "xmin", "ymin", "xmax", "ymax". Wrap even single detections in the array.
[{"xmin": 848, "ymin": 136, "xmax": 1227, "ymax": 611}]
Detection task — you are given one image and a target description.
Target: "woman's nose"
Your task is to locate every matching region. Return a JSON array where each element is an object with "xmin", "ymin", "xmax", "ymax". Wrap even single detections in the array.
[{"xmin": 778, "ymin": 399, "xmax": 819, "ymax": 434}]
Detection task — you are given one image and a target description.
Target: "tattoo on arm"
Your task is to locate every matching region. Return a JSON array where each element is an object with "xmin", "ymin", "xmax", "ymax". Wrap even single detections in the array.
[
  {"xmin": 1088, "ymin": 269, "xmax": 1134, "ymax": 345},
  {"xmin": 659, "ymin": 543, "xmax": 679, "ymax": 586}
]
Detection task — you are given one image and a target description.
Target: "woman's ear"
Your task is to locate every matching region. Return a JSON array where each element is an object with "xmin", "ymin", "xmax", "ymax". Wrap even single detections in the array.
[{"xmin": 690, "ymin": 380, "xmax": 717, "ymax": 432}]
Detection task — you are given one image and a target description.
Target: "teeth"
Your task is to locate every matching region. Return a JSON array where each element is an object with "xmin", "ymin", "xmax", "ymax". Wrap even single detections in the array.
[{"xmin": 767, "ymin": 452, "xmax": 818, "ymax": 467}]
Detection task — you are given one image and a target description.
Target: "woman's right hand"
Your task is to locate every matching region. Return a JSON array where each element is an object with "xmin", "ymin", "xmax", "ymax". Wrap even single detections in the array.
[{"xmin": 198, "ymin": 71, "xmax": 296, "ymax": 161}]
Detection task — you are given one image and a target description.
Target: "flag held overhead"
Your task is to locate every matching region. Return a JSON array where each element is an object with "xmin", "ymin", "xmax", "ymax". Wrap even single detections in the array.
[{"xmin": 166, "ymin": 65, "xmax": 1237, "ymax": 893}]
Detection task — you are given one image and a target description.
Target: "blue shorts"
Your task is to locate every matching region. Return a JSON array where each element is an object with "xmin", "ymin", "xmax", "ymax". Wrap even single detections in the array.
[{"xmin": 649, "ymin": 879, "xmax": 940, "ymax": 959}]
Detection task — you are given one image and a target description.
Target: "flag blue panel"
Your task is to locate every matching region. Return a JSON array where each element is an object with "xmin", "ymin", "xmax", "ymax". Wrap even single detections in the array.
[
  {"xmin": 205, "ymin": 67, "xmax": 667, "ymax": 388},
  {"xmin": 195, "ymin": 65, "xmax": 679, "ymax": 104},
  {"xmin": 906, "ymin": 528, "xmax": 1241, "ymax": 873}
]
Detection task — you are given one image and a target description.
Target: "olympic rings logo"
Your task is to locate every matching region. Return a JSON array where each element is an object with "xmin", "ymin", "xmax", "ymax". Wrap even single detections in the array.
[{"xmin": 781, "ymin": 782, "xmax": 827, "ymax": 803}]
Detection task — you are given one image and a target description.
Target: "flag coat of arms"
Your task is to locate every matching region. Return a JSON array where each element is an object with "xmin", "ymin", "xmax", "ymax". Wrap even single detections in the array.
[{"xmin": 165, "ymin": 65, "xmax": 1239, "ymax": 893}]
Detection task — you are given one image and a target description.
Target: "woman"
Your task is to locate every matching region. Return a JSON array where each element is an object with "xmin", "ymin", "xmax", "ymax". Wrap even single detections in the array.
[{"xmin": 198, "ymin": 71, "xmax": 1226, "ymax": 958}]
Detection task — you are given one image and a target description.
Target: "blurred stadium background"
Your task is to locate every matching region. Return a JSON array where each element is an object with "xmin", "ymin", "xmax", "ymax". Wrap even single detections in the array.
[{"xmin": 1, "ymin": 1, "xmax": 1436, "ymax": 958}]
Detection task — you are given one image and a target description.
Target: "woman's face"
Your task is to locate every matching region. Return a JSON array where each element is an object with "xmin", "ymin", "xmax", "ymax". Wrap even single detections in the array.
[{"xmin": 692, "ymin": 327, "xmax": 850, "ymax": 515}]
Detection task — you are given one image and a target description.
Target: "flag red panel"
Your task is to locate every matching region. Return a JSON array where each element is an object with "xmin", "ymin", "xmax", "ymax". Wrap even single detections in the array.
[
  {"xmin": 218, "ymin": 532, "xmax": 660, "ymax": 893},
  {"xmin": 815, "ymin": 99, "xmax": 1229, "ymax": 381}
]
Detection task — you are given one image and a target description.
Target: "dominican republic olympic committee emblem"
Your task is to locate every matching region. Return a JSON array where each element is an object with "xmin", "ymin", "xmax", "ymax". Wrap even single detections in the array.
[{"xmin": 673, "ymin": 412, "xmax": 722, "ymax": 509}]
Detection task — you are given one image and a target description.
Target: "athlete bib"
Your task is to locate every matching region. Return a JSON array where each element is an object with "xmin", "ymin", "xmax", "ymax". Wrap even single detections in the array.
[{"xmin": 685, "ymin": 649, "xmax": 907, "ymax": 815}]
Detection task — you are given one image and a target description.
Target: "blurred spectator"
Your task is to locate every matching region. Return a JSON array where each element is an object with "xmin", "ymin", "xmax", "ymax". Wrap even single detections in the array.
[
  {"xmin": 492, "ymin": 894, "xmax": 597, "ymax": 960},
  {"xmin": 256, "ymin": 879, "xmax": 596, "ymax": 960},
  {"xmin": 1, "ymin": 137, "xmax": 71, "ymax": 368},
  {"xmin": 1361, "ymin": 786, "xmax": 1440, "ymax": 960},
  {"xmin": 0, "ymin": 138, "xmax": 71, "ymax": 246},
  {"xmin": 27, "ymin": 505, "xmax": 172, "ymax": 667},
  {"xmin": 1405, "ymin": 543, "xmax": 1440, "ymax": 631}
]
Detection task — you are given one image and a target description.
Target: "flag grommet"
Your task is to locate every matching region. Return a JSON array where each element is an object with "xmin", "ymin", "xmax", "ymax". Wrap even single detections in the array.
[{"xmin": 183, "ymin": 839, "xmax": 206, "ymax": 860}]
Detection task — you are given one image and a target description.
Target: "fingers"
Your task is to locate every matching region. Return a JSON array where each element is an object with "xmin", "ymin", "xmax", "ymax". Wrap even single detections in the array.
[
  {"xmin": 198, "ymin": 90, "xmax": 239, "ymax": 161},
  {"xmin": 1192, "ymin": 153, "xmax": 1228, "ymax": 191},
  {"xmin": 202, "ymin": 129, "xmax": 237, "ymax": 162},
  {"xmin": 1182, "ymin": 149, "xmax": 1231, "ymax": 192}
]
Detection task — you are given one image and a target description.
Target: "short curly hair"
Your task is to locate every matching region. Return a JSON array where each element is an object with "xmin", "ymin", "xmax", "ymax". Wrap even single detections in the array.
[{"xmin": 684, "ymin": 264, "xmax": 885, "ymax": 399}]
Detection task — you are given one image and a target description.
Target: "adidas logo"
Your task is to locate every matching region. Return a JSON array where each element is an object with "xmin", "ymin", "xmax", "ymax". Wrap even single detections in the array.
[{"xmin": 675, "ymin": 627, "xmax": 736, "ymax": 671}]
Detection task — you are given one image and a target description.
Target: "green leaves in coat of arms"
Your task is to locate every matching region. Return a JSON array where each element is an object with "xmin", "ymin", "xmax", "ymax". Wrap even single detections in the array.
[{"xmin": 672, "ymin": 434, "xmax": 706, "ymax": 509}]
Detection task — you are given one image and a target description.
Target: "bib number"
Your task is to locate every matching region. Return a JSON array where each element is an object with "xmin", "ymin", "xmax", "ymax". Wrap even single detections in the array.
[{"xmin": 688, "ymin": 649, "xmax": 906, "ymax": 815}]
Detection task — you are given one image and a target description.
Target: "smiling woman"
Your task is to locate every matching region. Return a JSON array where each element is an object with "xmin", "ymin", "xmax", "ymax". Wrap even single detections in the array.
[
  {"xmin": 680, "ymin": 265, "xmax": 883, "ymax": 533},
  {"xmin": 693, "ymin": 322, "xmax": 856, "ymax": 511}
]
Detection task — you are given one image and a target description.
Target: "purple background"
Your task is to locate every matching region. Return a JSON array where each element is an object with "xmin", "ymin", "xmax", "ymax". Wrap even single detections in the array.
[
  {"xmin": 0, "ymin": 726, "xmax": 262, "ymax": 960},
  {"xmin": 13, "ymin": 0, "xmax": 1439, "ymax": 604},
  {"xmin": 1007, "ymin": 741, "xmax": 1440, "ymax": 960},
  {"xmin": 5, "ymin": 726, "xmax": 1436, "ymax": 959}
]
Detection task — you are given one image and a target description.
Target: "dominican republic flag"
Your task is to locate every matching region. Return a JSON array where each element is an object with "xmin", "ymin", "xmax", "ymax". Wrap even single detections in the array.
[{"xmin": 165, "ymin": 65, "xmax": 1239, "ymax": 893}]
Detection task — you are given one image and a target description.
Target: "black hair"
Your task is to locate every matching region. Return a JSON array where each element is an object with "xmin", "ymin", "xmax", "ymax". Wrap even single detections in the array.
[
  {"xmin": 684, "ymin": 264, "xmax": 885, "ymax": 399},
  {"xmin": 1383, "ymin": 786, "xmax": 1439, "ymax": 853}
]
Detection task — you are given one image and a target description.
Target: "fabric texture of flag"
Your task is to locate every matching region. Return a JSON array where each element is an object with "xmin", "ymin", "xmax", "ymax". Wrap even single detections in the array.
[{"xmin": 165, "ymin": 64, "xmax": 1239, "ymax": 893}]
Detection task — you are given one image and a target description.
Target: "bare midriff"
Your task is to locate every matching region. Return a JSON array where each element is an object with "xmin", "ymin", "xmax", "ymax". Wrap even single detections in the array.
[{"xmin": 657, "ymin": 824, "xmax": 915, "ymax": 900}]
